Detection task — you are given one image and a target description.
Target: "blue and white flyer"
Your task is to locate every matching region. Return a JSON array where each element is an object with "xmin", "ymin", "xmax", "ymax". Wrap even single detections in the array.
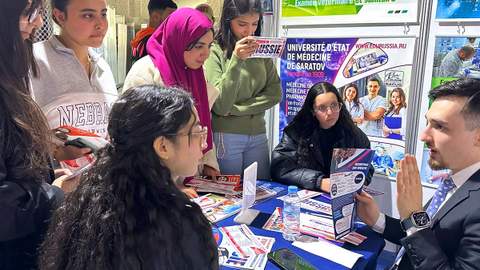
[{"xmin": 329, "ymin": 148, "xmax": 374, "ymax": 239}]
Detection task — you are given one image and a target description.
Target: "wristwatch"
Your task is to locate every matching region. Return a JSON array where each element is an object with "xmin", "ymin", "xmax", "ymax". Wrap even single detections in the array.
[{"xmin": 400, "ymin": 211, "xmax": 431, "ymax": 231}]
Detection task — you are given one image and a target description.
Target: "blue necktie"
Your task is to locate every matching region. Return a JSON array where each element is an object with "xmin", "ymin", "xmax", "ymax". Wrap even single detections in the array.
[
  {"xmin": 425, "ymin": 177, "xmax": 456, "ymax": 217},
  {"xmin": 390, "ymin": 177, "xmax": 456, "ymax": 269}
]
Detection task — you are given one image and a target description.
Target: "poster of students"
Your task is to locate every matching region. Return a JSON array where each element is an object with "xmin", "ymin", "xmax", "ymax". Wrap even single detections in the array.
[
  {"xmin": 436, "ymin": 0, "xmax": 480, "ymax": 21},
  {"xmin": 431, "ymin": 37, "xmax": 480, "ymax": 86},
  {"xmin": 281, "ymin": 0, "xmax": 418, "ymax": 25},
  {"xmin": 279, "ymin": 37, "xmax": 415, "ymax": 177},
  {"xmin": 329, "ymin": 148, "xmax": 374, "ymax": 239},
  {"xmin": 369, "ymin": 137, "xmax": 405, "ymax": 179}
]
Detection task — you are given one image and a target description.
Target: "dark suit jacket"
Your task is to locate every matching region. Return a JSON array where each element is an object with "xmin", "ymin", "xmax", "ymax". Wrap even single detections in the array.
[{"xmin": 383, "ymin": 169, "xmax": 480, "ymax": 270}]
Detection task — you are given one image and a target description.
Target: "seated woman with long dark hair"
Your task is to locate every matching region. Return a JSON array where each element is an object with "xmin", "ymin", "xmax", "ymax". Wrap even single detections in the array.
[
  {"xmin": 271, "ymin": 82, "xmax": 373, "ymax": 192},
  {"xmin": 39, "ymin": 85, "xmax": 219, "ymax": 270}
]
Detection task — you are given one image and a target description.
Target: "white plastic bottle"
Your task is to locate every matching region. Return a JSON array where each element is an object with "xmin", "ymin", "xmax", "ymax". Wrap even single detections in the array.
[{"xmin": 282, "ymin": 185, "xmax": 301, "ymax": 241}]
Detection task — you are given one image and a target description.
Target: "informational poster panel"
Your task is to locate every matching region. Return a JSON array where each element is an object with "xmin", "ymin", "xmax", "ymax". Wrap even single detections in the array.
[
  {"xmin": 281, "ymin": 0, "xmax": 418, "ymax": 25},
  {"xmin": 419, "ymin": 36, "xmax": 480, "ymax": 186},
  {"xmin": 436, "ymin": 0, "xmax": 480, "ymax": 21},
  {"xmin": 279, "ymin": 37, "xmax": 416, "ymax": 178},
  {"xmin": 431, "ymin": 36, "xmax": 480, "ymax": 85}
]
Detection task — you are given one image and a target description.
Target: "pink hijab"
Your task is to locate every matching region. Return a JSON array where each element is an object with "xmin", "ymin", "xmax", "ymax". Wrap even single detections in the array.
[{"xmin": 147, "ymin": 8, "xmax": 213, "ymax": 153}]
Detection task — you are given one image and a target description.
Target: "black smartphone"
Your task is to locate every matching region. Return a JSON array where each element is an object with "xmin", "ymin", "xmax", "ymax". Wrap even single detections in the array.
[
  {"xmin": 64, "ymin": 138, "xmax": 88, "ymax": 148},
  {"xmin": 268, "ymin": 248, "xmax": 317, "ymax": 270},
  {"xmin": 64, "ymin": 137, "xmax": 108, "ymax": 152}
]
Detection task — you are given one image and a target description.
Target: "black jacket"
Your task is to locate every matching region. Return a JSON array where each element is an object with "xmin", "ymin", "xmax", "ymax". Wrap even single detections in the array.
[
  {"xmin": 0, "ymin": 105, "xmax": 62, "ymax": 270},
  {"xmin": 271, "ymin": 124, "xmax": 373, "ymax": 190},
  {"xmin": 384, "ymin": 169, "xmax": 480, "ymax": 270}
]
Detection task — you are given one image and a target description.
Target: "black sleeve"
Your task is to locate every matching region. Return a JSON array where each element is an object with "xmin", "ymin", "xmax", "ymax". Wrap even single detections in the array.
[
  {"xmin": 401, "ymin": 205, "xmax": 480, "ymax": 270},
  {"xmin": 382, "ymin": 215, "xmax": 406, "ymax": 245},
  {"xmin": 270, "ymin": 132, "xmax": 325, "ymax": 190},
  {"xmin": 0, "ymin": 117, "xmax": 56, "ymax": 241}
]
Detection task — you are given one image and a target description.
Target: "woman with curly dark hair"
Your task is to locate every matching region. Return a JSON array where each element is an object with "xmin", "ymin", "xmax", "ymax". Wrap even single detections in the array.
[
  {"xmin": 39, "ymin": 85, "xmax": 219, "ymax": 270},
  {"xmin": 0, "ymin": 1, "xmax": 70, "ymax": 269}
]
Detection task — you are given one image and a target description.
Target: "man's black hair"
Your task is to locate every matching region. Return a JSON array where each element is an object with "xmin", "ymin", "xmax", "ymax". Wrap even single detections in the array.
[{"xmin": 148, "ymin": 0, "xmax": 177, "ymax": 14}]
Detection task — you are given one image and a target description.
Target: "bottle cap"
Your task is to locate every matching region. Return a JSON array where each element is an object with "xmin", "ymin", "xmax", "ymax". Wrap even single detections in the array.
[{"xmin": 287, "ymin": 185, "xmax": 298, "ymax": 194}]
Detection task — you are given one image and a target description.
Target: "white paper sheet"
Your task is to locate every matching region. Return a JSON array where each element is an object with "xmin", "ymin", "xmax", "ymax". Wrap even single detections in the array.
[{"xmin": 292, "ymin": 239, "xmax": 363, "ymax": 269}]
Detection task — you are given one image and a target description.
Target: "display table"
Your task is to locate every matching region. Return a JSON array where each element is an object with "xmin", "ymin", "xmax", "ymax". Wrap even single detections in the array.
[{"xmin": 217, "ymin": 181, "xmax": 385, "ymax": 270}]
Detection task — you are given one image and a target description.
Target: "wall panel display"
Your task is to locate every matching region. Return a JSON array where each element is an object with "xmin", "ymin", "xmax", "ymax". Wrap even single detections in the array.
[
  {"xmin": 418, "ymin": 36, "xmax": 480, "ymax": 186},
  {"xmin": 431, "ymin": 36, "xmax": 480, "ymax": 85},
  {"xmin": 279, "ymin": 37, "xmax": 415, "ymax": 178},
  {"xmin": 436, "ymin": 0, "xmax": 480, "ymax": 21},
  {"xmin": 281, "ymin": 0, "xmax": 418, "ymax": 25}
]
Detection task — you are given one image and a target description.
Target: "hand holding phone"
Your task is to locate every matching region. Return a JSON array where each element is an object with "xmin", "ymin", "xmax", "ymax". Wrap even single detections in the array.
[
  {"xmin": 53, "ymin": 126, "xmax": 108, "ymax": 153},
  {"xmin": 54, "ymin": 144, "xmax": 92, "ymax": 161}
]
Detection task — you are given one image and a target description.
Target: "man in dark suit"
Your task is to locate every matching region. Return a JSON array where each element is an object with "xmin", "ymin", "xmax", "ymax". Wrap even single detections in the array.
[{"xmin": 356, "ymin": 78, "xmax": 480, "ymax": 270}]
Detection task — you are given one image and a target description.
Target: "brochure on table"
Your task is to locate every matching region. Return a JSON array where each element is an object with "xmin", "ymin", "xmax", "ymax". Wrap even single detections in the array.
[
  {"xmin": 217, "ymin": 224, "xmax": 275, "ymax": 270},
  {"xmin": 329, "ymin": 148, "xmax": 374, "ymax": 239},
  {"xmin": 193, "ymin": 185, "xmax": 277, "ymax": 223}
]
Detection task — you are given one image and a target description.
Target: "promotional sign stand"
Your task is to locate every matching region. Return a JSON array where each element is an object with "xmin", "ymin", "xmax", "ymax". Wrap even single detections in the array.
[{"xmin": 234, "ymin": 162, "xmax": 261, "ymax": 225}]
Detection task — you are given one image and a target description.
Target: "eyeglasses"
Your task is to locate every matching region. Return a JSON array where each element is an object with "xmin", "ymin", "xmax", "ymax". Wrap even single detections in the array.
[
  {"xmin": 313, "ymin": 102, "xmax": 342, "ymax": 114},
  {"xmin": 167, "ymin": 125, "xmax": 208, "ymax": 149}
]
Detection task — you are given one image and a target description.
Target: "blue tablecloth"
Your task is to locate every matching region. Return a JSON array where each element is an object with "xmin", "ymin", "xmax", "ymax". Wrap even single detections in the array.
[{"xmin": 217, "ymin": 181, "xmax": 385, "ymax": 270}]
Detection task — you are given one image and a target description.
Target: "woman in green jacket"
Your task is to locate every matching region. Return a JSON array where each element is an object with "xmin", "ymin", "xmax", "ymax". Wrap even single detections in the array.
[{"xmin": 204, "ymin": 0, "xmax": 282, "ymax": 179}]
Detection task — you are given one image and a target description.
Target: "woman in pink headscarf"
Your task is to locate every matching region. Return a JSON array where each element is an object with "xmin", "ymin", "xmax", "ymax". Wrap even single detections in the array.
[{"xmin": 124, "ymin": 7, "xmax": 220, "ymax": 196}]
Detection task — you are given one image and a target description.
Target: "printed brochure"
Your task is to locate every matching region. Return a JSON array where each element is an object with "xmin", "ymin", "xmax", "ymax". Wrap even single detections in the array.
[{"xmin": 329, "ymin": 148, "xmax": 374, "ymax": 239}]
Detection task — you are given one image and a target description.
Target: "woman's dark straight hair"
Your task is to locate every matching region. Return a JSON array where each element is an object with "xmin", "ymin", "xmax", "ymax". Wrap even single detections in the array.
[
  {"xmin": 216, "ymin": 0, "xmax": 263, "ymax": 59},
  {"xmin": 0, "ymin": 0, "xmax": 52, "ymax": 174},
  {"xmin": 285, "ymin": 82, "xmax": 357, "ymax": 137}
]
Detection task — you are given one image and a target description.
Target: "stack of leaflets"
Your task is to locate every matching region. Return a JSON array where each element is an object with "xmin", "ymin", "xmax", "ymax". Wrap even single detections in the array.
[
  {"xmin": 193, "ymin": 185, "xmax": 278, "ymax": 223},
  {"xmin": 262, "ymin": 207, "xmax": 283, "ymax": 232},
  {"xmin": 277, "ymin": 189, "xmax": 323, "ymax": 202},
  {"xmin": 227, "ymin": 185, "xmax": 277, "ymax": 202},
  {"xmin": 218, "ymin": 224, "xmax": 275, "ymax": 270},
  {"xmin": 262, "ymin": 207, "xmax": 365, "ymax": 245},
  {"xmin": 187, "ymin": 175, "xmax": 242, "ymax": 195},
  {"xmin": 299, "ymin": 213, "xmax": 367, "ymax": 246},
  {"xmin": 300, "ymin": 199, "xmax": 332, "ymax": 215},
  {"xmin": 193, "ymin": 194, "xmax": 241, "ymax": 223}
]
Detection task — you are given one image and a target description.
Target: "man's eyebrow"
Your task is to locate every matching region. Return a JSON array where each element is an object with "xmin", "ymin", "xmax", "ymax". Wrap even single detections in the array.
[{"xmin": 425, "ymin": 116, "xmax": 448, "ymax": 127}]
